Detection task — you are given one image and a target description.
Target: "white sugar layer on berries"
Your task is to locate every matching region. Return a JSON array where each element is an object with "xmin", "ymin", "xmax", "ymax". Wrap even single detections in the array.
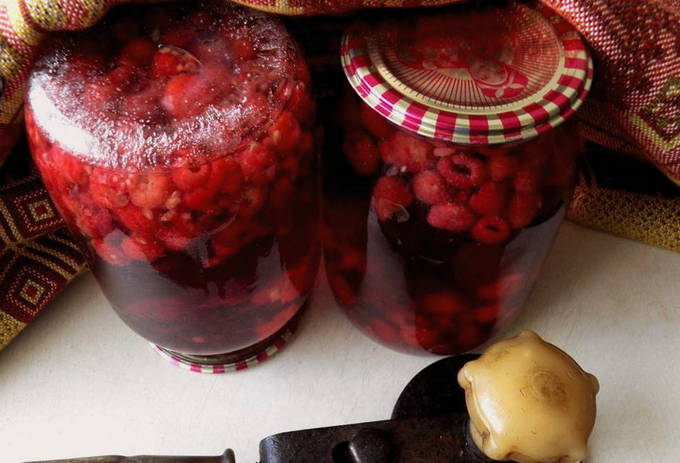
[{"xmin": 27, "ymin": 1, "xmax": 300, "ymax": 170}]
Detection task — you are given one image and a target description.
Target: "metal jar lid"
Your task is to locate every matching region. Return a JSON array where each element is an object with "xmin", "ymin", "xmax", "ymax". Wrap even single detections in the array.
[{"xmin": 340, "ymin": 2, "xmax": 593, "ymax": 145}]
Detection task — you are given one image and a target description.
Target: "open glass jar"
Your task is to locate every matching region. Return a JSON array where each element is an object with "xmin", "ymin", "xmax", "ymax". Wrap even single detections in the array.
[
  {"xmin": 324, "ymin": 2, "xmax": 592, "ymax": 355},
  {"xmin": 26, "ymin": 1, "xmax": 320, "ymax": 368}
]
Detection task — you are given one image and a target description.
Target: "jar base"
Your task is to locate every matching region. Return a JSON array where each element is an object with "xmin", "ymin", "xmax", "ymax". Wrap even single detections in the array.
[{"xmin": 152, "ymin": 307, "xmax": 304, "ymax": 374}]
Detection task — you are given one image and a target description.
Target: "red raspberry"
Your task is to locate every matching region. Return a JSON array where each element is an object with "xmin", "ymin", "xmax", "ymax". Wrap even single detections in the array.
[
  {"xmin": 75, "ymin": 206, "xmax": 114, "ymax": 239},
  {"xmin": 489, "ymin": 154, "xmax": 520, "ymax": 181},
  {"xmin": 120, "ymin": 82, "xmax": 163, "ymax": 121},
  {"xmin": 286, "ymin": 81, "xmax": 315, "ymax": 122},
  {"xmin": 372, "ymin": 176, "xmax": 414, "ymax": 222},
  {"xmin": 161, "ymin": 73, "xmax": 215, "ymax": 119},
  {"xmin": 156, "ymin": 227, "xmax": 192, "ymax": 251},
  {"xmin": 183, "ymin": 187, "xmax": 218, "ymax": 212},
  {"xmin": 90, "ymin": 169, "xmax": 130, "ymax": 209},
  {"xmin": 128, "ymin": 173, "xmax": 172, "ymax": 209},
  {"xmin": 212, "ymin": 157, "xmax": 244, "ymax": 196},
  {"xmin": 474, "ymin": 303, "xmax": 500, "ymax": 324},
  {"xmin": 121, "ymin": 235, "xmax": 164, "ymax": 261},
  {"xmin": 508, "ymin": 192, "xmax": 542, "ymax": 228},
  {"xmin": 381, "ymin": 131, "xmax": 433, "ymax": 172},
  {"xmin": 107, "ymin": 64, "xmax": 135, "ymax": 90},
  {"xmin": 234, "ymin": 185, "xmax": 267, "ymax": 219},
  {"xmin": 83, "ymin": 80, "xmax": 117, "ymax": 114},
  {"xmin": 267, "ymin": 111, "xmax": 301, "ymax": 154},
  {"xmin": 453, "ymin": 188, "xmax": 472, "ymax": 203},
  {"xmin": 256, "ymin": 303, "xmax": 298, "ymax": 340},
  {"xmin": 412, "ymin": 170, "xmax": 452, "ymax": 205},
  {"xmin": 328, "ymin": 273, "xmax": 358, "ymax": 306},
  {"xmin": 119, "ymin": 37, "xmax": 156, "ymax": 66},
  {"xmin": 251, "ymin": 274, "xmax": 300, "ymax": 305},
  {"xmin": 344, "ymin": 131, "xmax": 381, "ymax": 176},
  {"xmin": 419, "ymin": 290, "xmax": 467, "ymax": 316},
  {"xmin": 172, "ymin": 163, "xmax": 212, "ymax": 191},
  {"xmin": 427, "ymin": 203, "xmax": 476, "ymax": 232},
  {"xmin": 513, "ymin": 166, "xmax": 543, "ymax": 192},
  {"xmin": 544, "ymin": 149, "xmax": 577, "ymax": 187},
  {"xmin": 471, "ymin": 216, "xmax": 511, "ymax": 245},
  {"xmin": 239, "ymin": 143, "xmax": 276, "ymax": 180},
  {"xmin": 151, "ymin": 49, "xmax": 182, "ymax": 77},
  {"xmin": 61, "ymin": 153, "xmax": 89, "ymax": 186},
  {"xmin": 116, "ymin": 204, "xmax": 156, "ymax": 235},
  {"xmin": 437, "ymin": 154, "xmax": 487, "ymax": 188},
  {"xmin": 360, "ymin": 104, "xmax": 393, "ymax": 139},
  {"xmin": 469, "ymin": 182, "xmax": 509, "ymax": 216},
  {"xmin": 477, "ymin": 273, "xmax": 525, "ymax": 301},
  {"xmin": 92, "ymin": 238, "xmax": 129, "ymax": 267}
]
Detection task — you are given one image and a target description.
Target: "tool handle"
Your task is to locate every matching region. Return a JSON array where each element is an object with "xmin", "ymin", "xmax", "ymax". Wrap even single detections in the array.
[{"xmin": 25, "ymin": 449, "xmax": 236, "ymax": 463}]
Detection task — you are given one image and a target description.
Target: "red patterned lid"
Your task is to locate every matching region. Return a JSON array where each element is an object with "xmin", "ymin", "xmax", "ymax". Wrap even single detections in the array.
[{"xmin": 341, "ymin": 2, "xmax": 593, "ymax": 145}]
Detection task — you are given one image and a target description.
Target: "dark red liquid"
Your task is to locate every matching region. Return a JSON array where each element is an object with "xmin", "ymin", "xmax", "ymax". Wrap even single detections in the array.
[
  {"xmin": 323, "ymin": 92, "xmax": 580, "ymax": 355},
  {"xmin": 26, "ymin": 2, "xmax": 320, "ymax": 356}
]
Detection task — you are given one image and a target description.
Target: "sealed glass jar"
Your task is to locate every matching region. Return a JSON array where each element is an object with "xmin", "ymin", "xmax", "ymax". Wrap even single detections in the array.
[
  {"xmin": 324, "ymin": 2, "xmax": 592, "ymax": 355},
  {"xmin": 26, "ymin": 1, "xmax": 320, "ymax": 368}
]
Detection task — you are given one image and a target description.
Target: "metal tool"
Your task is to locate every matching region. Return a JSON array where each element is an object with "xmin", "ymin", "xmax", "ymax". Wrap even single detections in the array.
[{"xmin": 27, "ymin": 332, "xmax": 599, "ymax": 463}]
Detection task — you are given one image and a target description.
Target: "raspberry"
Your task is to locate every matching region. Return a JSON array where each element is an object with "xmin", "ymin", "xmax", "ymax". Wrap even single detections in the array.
[
  {"xmin": 427, "ymin": 203, "xmax": 476, "ymax": 232},
  {"xmin": 119, "ymin": 37, "xmax": 156, "ymax": 66},
  {"xmin": 251, "ymin": 274, "xmax": 300, "ymax": 305},
  {"xmin": 107, "ymin": 64, "xmax": 135, "ymax": 90},
  {"xmin": 382, "ymin": 131, "xmax": 433, "ymax": 172},
  {"xmin": 267, "ymin": 111, "xmax": 301, "ymax": 154},
  {"xmin": 508, "ymin": 192, "xmax": 542, "ymax": 228},
  {"xmin": 172, "ymin": 163, "xmax": 212, "ymax": 191},
  {"xmin": 90, "ymin": 169, "xmax": 130, "ymax": 209},
  {"xmin": 256, "ymin": 304, "xmax": 298, "ymax": 340},
  {"xmin": 474, "ymin": 303, "xmax": 499, "ymax": 324},
  {"xmin": 287, "ymin": 82, "xmax": 315, "ymax": 122},
  {"xmin": 92, "ymin": 238, "xmax": 129, "ymax": 267},
  {"xmin": 83, "ymin": 80, "xmax": 117, "ymax": 114},
  {"xmin": 156, "ymin": 227, "xmax": 192, "ymax": 251},
  {"xmin": 471, "ymin": 216, "xmax": 511, "ymax": 245},
  {"xmin": 412, "ymin": 170, "xmax": 451, "ymax": 205},
  {"xmin": 76, "ymin": 206, "xmax": 114, "ymax": 239},
  {"xmin": 419, "ymin": 290, "xmax": 467, "ymax": 316},
  {"xmin": 437, "ymin": 154, "xmax": 487, "ymax": 188},
  {"xmin": 360, "ymin": 104, "xmax": 393, "ymax": 139},
  {"xmin": 61, "ymin": 153, "xmax": 89, "ymax": 186},
  {"xmin": 372, "ymin": 176, "xmax": 414, "ymax": 222},
  {"xmin": 489, "ymin": 154, "xmax": 520, "ymax": 181},
  {"xmin": 128, "ymin": 173, "xmax": 172, "ymax": 209},
  {"xmin": 234, "ymin": 186, "xmax": 267, "ymax": 219},
  {"xmin": 239, "ymin": 143, "xmax": 276, "ymax": 179},
  {"xmin": 183, "ymin": 187, "xmax": 218, "ymax": 212},
  {"xmin": 120, "ymin": 83, "xmax": 163, "ymax": 121},
  {"xmin": 151, "ymin": 49, "xmax": 182, "ymax": 77},
  {"xmin": 116, "ymin": 204, "xmax": 156, "ymax": 235},
  {"xmin": 213, "ymin": 157, "xmax": 244, "ymax": 196},
  {"xmin": 121, "ymin": 235, "xmax": 164, "ymax": 261},
  {"xmin": 477, "ymin": 273, "xmax": 525, "ymax": 301},
  {"xmin": 344, "ymin": 131, "xmax": 381, "ymax": 176},
  {"xmin": 469, "ymin": 182, "xmax": 509, "ymax": 216},
  {"xmin": 161, "ymin": 73, "xmax": 215, "ymax": 119},
  {"xmin": 513, "ymin": 166, "xmax": 543, "ymax": 192}
]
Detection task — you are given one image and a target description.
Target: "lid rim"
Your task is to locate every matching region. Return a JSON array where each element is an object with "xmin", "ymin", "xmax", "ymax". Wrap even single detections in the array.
[{"xmin": 341, "ymin": 3, "xmax": 594, "ymax": 146}]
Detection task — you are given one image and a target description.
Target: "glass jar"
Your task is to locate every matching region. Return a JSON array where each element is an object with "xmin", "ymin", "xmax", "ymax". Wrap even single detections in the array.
[
  {"xmin": 324, "ymin": 3, "xmax": 592, "ymax": 355},
  {"xmin": 26, "ymin": 1, "xmax": 320, "ymax": 368}
]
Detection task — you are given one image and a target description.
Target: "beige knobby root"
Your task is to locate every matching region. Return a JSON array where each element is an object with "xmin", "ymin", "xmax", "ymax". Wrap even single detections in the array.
[{"xmin": 458, "ymin": 331, "xmax": 599, "ymax": 463}]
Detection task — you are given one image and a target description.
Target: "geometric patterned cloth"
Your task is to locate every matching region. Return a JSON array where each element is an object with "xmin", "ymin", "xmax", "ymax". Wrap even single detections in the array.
[
  {"xmin": 0, "ymin": 0, "xmax": 677, "ymax": 351},
  {"xmin": 0, "ymin": 147, "xmax": 88, "ymax": 350}
]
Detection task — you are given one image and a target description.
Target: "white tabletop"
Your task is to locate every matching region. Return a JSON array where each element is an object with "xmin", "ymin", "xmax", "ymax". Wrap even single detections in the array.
[{"xmin": 2, "ymin": 222, "xmax": 679, "ymax": 463}]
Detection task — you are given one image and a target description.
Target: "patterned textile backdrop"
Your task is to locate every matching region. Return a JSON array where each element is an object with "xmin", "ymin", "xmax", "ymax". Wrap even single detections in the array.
[{"xmin": 0, "ymin": 0, "xmax": 677, "ymax": 350}]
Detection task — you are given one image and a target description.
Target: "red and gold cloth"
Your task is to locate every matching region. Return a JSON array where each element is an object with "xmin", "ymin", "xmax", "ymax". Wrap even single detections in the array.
[{"xmin": 0, "ymin": 0, "xmax": 677, "ymax": 350}]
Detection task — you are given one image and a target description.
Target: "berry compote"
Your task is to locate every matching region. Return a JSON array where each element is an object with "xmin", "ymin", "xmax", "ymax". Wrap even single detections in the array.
[
  {"xmin": 25, "ymin": 1, "xmax": 320, "ymax": 362},
  {"xmin": 325, "ymin": 3, "xmax": 593, "ymax": 355}
]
